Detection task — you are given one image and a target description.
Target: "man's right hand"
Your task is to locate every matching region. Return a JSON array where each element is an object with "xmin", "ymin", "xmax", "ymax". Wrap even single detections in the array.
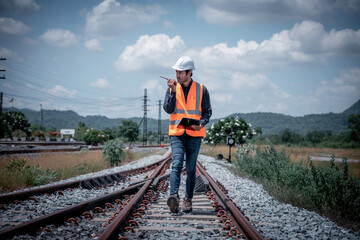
[{"xmin": 167, "ymin": 78, "xmax": 177, "ymax": 92}]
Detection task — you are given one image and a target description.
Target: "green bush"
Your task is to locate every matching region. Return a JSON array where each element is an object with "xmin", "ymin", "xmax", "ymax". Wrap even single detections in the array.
[
  {"xmin": 83, "ymin": 128, "xmax": 108, "ymax": 145},
  {"xmin": 13, "ymin": 129, "xmax": 27, "ymax": 138},
  {"xmin": 235, "ymin": 145, "xmax": 360, "ymax": 224},
  {"xmin": 103, "ymin": 138, "xmax": 124, "ymax": 167},
  {"xmin": 5, "ymin": 158, "xmax": 58, "ymax": 186}
]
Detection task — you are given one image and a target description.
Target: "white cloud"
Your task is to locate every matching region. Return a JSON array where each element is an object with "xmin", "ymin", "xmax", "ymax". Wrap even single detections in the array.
[
  {"xmin": 207, "ymin": 71, "xmax": 291, "ymax": 115},
  {"xmin": 141, "ymin": 79, "xmax": 166, "ymax": 100},
  {"xmin": 193, "ymin": 21, "xmax": 360, "ymax": 72},
  {"xmin": 47, "ymin": 85, "xmax": 77, "ymax": 98},
  {"xmin": 85, "ymin": 0, "xmax": 166, "ymax": 37},
  {"xmin": 195, "ymin": 0, "xmax": 360, "ymax": 24},
  {"xmin": 90, "ymin": 78, "xmax": 111, "ymax": 88},
  {"xmin": 0, "ymin": 0, "xmax": 40, "ymax": 13},
  {"xmin": 85, "ymin": 38, "xmax": 103, "ymax": 51},
  {"xmin": 114, "ymin": 34, "xmax": 186, "ymax": 71},
  {"xmin": 113, "ymin": 21, "xmax": 359, "ymax": 74},
  {"xmin": 315, "ymin": 68, "xmax": 360, "ymax": 98},
  {"xmin": 229, "ymin": 72, "xmax": 290, "ymax": 100},
  {"xmin": 39, "ymin": 29, "xmax": 79, "ymax": 47},
  {"xmin": 212, "ymin": 93, "xmax": 233, "ymax": 104},
  {"xmin": 0, "ymin": 17, "xmax": 30, "ymax": 35}
]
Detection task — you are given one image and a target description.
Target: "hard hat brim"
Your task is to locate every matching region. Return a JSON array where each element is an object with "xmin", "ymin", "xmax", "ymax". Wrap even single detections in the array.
[{"xmin": 172, "ymin": 66, "xmax": 195, "ymax": 71}]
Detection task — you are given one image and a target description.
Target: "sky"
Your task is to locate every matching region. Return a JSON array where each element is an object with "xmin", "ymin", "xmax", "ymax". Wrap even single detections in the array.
[{"xmin": 0, "ymin": 0, "xmax": 360, "ymax": 120}]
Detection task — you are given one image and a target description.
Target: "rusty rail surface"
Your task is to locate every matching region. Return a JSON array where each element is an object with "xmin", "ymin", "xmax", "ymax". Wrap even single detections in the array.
[
  {"xmin": 0, "ymin": 182, "xmax": 145, "ymax": 240},
  {"xmin": 197, "ymin": 161, "xmax": 264, "ymax": 240},
  {"xmin": 0, "ymin": 150, "xmax": 171, "ymax": 204},
  {"xmin": 99, "ymin": 155, "xmax": 171, "ymax": 240},
  {"xmin": 0, "ymin": 150, "xmax": 171, "ymax": 240},
  {"xmin": 102, "ymin": 154, "xmax": 263, "ymax": 239}
]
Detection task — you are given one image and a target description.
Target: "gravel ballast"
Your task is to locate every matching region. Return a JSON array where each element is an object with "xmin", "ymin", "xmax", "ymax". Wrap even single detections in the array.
[
  {"xmin": 197, "ymin": 154, "xmax": 360, "ymax": 240},
  {"xmin": 2, "ymin": 151, "xmax": 359, "ymax": 239}
]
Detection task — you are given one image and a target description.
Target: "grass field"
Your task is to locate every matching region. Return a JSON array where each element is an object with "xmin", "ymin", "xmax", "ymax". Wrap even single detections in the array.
[
  {"xmin": 202, "ymin": 144, "xmax": 360, "ymax": 232},
  {"xmin": 201, "ymin": 144, "xmax": 360, "ymax": 178},
  {"xmin": 0, "ymin": 149, "xmax": 161, "ymax": 193}
]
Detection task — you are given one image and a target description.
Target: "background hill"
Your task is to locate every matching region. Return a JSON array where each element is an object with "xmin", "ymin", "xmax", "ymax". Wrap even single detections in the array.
[{"xmin": 4, "ymin": 99, "xmax": 359, "ymax": 136}]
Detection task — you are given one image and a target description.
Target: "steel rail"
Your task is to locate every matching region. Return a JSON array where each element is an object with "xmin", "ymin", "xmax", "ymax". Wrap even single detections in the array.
[
  {"xmin": 98, "ymin": 155, "xmax": 171, "ymax": 240},
  {"xmin": 0, "ymin": 182, "xmax": 144, "ymax": 240},
  {"xmin": 0, "ymin": 150, "xmax": 171, "ymax": 240},
  {"xmin": 0, "ymin": 150, "xmax": 171, "ymax": 204},
  {"xmin": 196, "ymin": 162, "xmax": 264, "ymax": 240}
]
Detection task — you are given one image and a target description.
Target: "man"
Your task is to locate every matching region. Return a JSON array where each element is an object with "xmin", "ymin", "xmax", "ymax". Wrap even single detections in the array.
[{"xmin": 163, "ymin": 56, "xmax": 212, "ymax": 213}]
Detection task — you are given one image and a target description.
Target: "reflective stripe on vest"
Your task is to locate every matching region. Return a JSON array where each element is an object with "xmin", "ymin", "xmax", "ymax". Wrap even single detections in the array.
[{"xmin": 168, "ymin": 81, "xmax": 205, "ymax": 137}]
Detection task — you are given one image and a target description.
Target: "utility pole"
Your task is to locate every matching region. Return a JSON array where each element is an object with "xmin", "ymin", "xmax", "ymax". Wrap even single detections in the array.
[
  {"xmin": 142, "ymin": 89, "xmax": 148, "ymax": 146},
  {"xmin": 0, "ymin": 92, "xmax": 3, "ymax": 114},
  {"xmin": 158, "ymin": 100, "xmax": 161, "ymax": 145},
  {"xmin": 40, "ymin": 104, "xmax": 44, "ymax": 129},
  {"xmin": 0, "ymin": 58, "xmax": 5, "ymax": 112},
  {"xmin": 0, "ymin": 58, "xmax": 6, "ymax": 80}
]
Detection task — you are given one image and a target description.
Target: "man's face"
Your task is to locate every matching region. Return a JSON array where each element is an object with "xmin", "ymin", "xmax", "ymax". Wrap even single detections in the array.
[{"xmin": 176, "ymin": 70, "xmax": 190, "ymax": 85}]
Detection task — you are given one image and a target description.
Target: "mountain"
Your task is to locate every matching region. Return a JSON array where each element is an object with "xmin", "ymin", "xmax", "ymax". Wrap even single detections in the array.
[
  {"xmin": 3, "ymin": 99, "xmax": 359, "ymax": 136},
  {"xmin": 342, "ymin": 99, "xmax": 360, "ymax": 115},
  {"xmin": 222, "ymin": 100, "xmax": 360, "ymax": 135}
]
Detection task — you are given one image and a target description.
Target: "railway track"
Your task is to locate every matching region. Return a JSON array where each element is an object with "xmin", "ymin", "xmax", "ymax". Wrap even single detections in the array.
[
  {"xmin": 0, "ymin": 150, "xmax": 264, "ymax": 239},
  {"xmin": 0, "ymin": 141, "xmax": 166, "ymax": 154}
]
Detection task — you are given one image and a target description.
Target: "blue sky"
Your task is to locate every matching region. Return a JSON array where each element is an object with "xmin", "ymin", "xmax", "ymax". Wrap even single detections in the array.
[{"xmin": 1, "ymin": 0, "xmax": 359, "ymax": 120}]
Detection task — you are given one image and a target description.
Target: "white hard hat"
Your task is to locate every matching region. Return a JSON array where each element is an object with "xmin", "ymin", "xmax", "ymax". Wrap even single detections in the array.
[{"xmin": 172, "ymin": 56, "xmax": 195, "ymax": 71}]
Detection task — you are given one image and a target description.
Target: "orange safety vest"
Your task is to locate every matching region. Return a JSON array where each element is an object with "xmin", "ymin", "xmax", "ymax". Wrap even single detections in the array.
[{"xmin": 169, "ymin": 80, "xmax": 206, "ymax": 137}]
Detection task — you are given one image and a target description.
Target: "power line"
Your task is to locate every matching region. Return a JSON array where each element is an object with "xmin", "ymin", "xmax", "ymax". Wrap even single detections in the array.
[{"xmin": 2, "ymin": 61, "xmax": 142, "ymax": 105}]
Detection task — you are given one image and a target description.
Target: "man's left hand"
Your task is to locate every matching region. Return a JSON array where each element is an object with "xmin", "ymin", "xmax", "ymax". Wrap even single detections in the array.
[{"xmin": 191, "ymin": 124, "xmax": 202, "ymax": 131}]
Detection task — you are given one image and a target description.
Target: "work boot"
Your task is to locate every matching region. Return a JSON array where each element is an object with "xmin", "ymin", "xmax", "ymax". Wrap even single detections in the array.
[
  {"xmin": 182, "ymin": 198, "xmax": 192, "ymax": 213},
  {"xmin": 167, "ymin": 194, "xmax": 179, "ymax": 213}
]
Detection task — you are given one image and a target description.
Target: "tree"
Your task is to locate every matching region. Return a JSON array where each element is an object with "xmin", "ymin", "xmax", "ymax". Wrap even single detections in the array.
[
  {"xmin": 0, "ymin": 113, "xmax": 12, "ymax": 138},
  {"xmin": 3, "ymin": 111, "xmax": 31, "ymax": 137},
  {"xmin": 103, "ymin": 127, "xmax": 117, "ymax": 140},
  {"xmin": 306, "ymin": 131, "xmax": 325, "ymax": 144},
  {"xmin": 204, "ymin": 116, "xmax": 253, "ymax": 145},
  {"xmin": 348, "ymin": 114, "xmax": 360, "ymax": 142},
  {"xmin": 254, "ymin": 126, "xmax": 262, "ymax": 136},
  {"xmin": 280, "ymin": 128, "xmax": 303, "ymax": 144},
  {"xmin": 118, "ymin": 120, "xmax": 139, "ymax": 144},
  {"xmin": 74, "ymin": 121, "xmax": 88, "ymax": 141}
]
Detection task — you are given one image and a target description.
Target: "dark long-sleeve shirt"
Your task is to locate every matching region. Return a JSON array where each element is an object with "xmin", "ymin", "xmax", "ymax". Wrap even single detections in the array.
[{"xmin": 163, "ymin": 79, "xmax": 212, "ymax": 126}]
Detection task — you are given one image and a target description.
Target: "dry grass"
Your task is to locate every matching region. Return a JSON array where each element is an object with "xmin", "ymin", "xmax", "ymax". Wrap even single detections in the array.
[
  {"xmin": 270, "ymin": 145, "xmax": 360, "ymax": 179},
  {"xmin": 0, "ymin": 149, "xmax": 160, "ymax": 193},
  {"xmin": 270, "ymin": 145, "xmax": 360, "ymax": 163}
]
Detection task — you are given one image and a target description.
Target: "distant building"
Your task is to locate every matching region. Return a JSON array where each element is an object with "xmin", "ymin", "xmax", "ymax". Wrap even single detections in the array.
[{"xmin": 60, "ymin": 129, "xmax": 75, "ymax": 139}]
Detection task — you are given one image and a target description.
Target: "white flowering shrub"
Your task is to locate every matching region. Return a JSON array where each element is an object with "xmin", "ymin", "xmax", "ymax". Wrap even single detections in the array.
[{"xmin": 204, "ymin": 116, "xmax": 254, "ymax": 145}]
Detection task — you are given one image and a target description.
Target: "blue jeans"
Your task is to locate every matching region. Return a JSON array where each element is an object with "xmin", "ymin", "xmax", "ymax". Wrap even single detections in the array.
[{"xmin": 169, "ymin": 134, "xmax": 202, "ymax": 199}]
